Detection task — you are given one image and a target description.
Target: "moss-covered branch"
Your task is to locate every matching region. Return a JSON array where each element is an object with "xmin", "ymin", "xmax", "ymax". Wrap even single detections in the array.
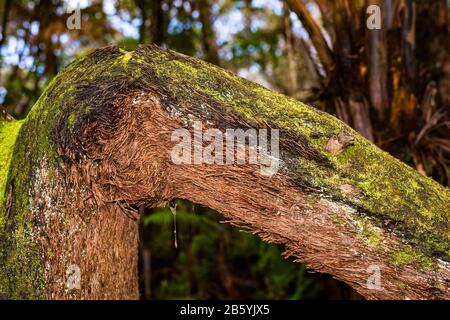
[{"xmin": 0, "ymin": 45, "xmax": 449, "ymax": 299}]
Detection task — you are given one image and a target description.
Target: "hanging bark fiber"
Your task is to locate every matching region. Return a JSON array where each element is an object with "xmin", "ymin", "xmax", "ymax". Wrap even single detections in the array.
[{"xmin": 0, "ymin": 45, "xmax": 449, "ymax": 299}]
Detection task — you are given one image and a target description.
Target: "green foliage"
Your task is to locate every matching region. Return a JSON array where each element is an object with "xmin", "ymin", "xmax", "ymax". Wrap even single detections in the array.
[{"xmin": 141, "ymin": 200, "xmax": 321, "ymax": 299}]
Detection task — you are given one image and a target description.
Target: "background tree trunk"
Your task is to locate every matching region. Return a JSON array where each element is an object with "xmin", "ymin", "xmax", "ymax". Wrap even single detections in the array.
[
  {"xmin": 0, "ymin": 45, "xmax": 449, "ymax": 299},
  {"xmin": 196, "ymin": 0, "xmax": 220, "ymax": 65},
  {"xmin": 286, "ymin": 0, "xmax": 450, "ymax": 186}
]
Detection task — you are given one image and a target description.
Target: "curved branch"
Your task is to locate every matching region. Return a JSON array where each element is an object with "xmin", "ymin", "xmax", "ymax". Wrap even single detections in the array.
[{"xmin": 0, "ymin": 46, "xmax": 449, "ymax": 299}]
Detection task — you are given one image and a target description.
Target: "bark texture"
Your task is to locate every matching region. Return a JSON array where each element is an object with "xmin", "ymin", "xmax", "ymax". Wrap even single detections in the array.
[{"xmin": 0, "ymin": 45, "xmax": 449, "ymax": 299}]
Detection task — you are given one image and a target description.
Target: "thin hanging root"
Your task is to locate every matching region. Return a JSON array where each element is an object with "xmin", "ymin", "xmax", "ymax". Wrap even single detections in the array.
[{"xmin": 169, "ymin": 202, "xmax": 178, "ymax": 249}]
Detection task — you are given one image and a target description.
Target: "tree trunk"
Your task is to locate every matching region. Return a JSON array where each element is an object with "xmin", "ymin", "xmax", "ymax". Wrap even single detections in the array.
[
  {"xmin": 197, "ymin": 0, "xmax": 220, "ymax": 65},
  {"xmin": 0, "ymin": 45, "xmax": 449, "ymax": 299},
  {"xmin": 150, "ymin": 0, "xmax": 165, "ymax": 46},
  {"xmin": 0, "ymin": 0, "xmax": 12, "ymax": 71},
  {"xmin": 286, "ymin": 0, "xmax": 450, "ymax": 186}
]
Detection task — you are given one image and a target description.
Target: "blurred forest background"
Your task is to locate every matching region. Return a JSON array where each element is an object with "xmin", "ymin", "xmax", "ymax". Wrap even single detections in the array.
[{"xmin": 0, "ymin": 0, "xmax": 449, "ymax": 299}]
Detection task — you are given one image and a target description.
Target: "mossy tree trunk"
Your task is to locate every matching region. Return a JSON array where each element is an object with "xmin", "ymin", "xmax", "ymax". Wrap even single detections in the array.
[{"xmin": 0, "ymin": 45, "xmax": 449, "ymax": 299}]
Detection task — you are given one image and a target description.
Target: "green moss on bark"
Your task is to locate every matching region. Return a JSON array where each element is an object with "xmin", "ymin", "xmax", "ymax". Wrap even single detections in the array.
[
  {"xmin": 0, "ymin": 120, "xmax": 23, "ymax": 216},
  {"xmin": 391, "ymin": 244, "xmax": 435, "ymax": 270},
  {"xmin": 0, "ymin": 118, "xmax": 46, "ymax": 298}
]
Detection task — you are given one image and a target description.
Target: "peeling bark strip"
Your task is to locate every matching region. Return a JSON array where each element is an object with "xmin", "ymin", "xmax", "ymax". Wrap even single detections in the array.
[{"xmin": 0, "ymin": 45, "xmax": 449, "ymax": 299}]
